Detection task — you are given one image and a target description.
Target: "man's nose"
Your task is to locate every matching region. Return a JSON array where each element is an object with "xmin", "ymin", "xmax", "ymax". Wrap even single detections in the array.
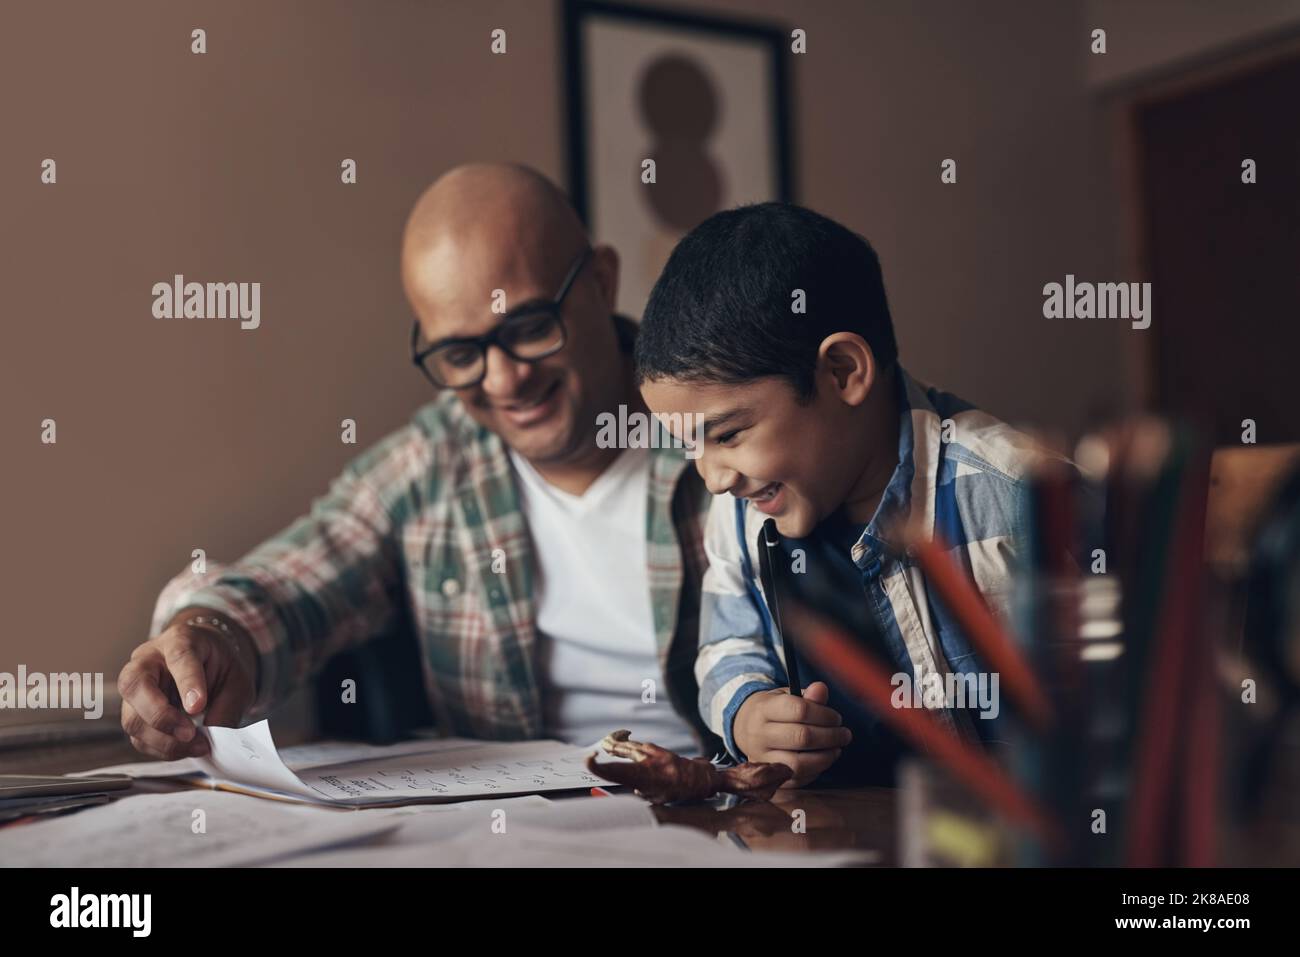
[
  {"xmin": 480, "ymin": 344, "xmax": 533, "ymax": 398},
  {"xmin": 695, "ymin": 454, "xmax": 740, "ymax": 497}
]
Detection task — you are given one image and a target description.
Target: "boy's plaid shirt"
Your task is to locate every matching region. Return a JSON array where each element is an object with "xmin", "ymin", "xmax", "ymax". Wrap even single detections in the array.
[
  {"xmin": 150, "ymin": 389, "xmax": 720, "ymax": 753},
  {"xmin": 697, "ymin": 366, "xmax": 1047, "ymax": 761}
]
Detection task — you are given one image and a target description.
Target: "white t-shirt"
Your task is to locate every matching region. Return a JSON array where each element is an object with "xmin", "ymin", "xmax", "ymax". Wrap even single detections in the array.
[{"xmin": 508, "ymin": 446, "xmax": 699, "ymax": 755}]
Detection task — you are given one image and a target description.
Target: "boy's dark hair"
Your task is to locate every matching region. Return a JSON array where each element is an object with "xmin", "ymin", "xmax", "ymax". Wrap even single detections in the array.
[{"xmin": 634, "ymin": 201, "xmax": 898, "ymax": 399}]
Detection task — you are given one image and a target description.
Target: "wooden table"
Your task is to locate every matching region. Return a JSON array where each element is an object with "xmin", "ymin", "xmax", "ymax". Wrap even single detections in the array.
[
  {"xmin": 22, "ymin": 728, "xmax": 1298, "ymax": 867},
  {"xmin": 653, "ymin": 787, "xmax": 896, "ymax": 862}
]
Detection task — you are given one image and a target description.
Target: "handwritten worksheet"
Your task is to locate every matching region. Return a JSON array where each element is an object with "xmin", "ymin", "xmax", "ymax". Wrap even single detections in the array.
[{"xmin": 195, "ymin": 720, "xmax": 609, "ymax": 807}]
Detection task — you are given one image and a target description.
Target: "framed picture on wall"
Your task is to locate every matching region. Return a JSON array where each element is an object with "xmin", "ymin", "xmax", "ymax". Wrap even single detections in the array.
[{"xmin": 563, "ymin": 0, "xmax": 794, "ymax": 319}]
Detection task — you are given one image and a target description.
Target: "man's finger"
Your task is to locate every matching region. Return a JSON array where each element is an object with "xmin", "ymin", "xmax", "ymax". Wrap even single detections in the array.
[
  {"xmin": 161, "ymin": 634, "xmax": 211, "ymax": 715},
  {"xmin": 122, "ymin": 701, "xmax": 201, "ymax": 760},
  {"xmin": 118, "ymin": 660, "xmax": 196, "ymax": 742}
]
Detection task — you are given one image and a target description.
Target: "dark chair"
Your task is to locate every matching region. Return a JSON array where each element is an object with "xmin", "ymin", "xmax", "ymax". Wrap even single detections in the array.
[{"xmin": 313, "ymin": 602, "xmax": 435, "ymax": 744}]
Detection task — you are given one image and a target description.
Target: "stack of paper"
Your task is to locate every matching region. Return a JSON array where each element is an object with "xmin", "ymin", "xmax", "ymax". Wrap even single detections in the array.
[{"xmin": 73, "ymin": 720, "xmax": 609, "ymax": 808}]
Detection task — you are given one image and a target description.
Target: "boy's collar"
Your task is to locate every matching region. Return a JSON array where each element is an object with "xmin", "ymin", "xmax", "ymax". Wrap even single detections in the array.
[{"xmin": 850, "ymin": 365, "xmax": 940, "ymax": 568}]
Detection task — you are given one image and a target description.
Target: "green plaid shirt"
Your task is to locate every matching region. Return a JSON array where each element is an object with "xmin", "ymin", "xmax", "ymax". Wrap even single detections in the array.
[{"xmin": 150, "ymin": 327, "xmax": 718, "ymax": 753}]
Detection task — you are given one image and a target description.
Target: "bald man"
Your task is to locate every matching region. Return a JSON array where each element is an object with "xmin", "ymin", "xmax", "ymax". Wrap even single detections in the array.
[{"xmin": 119, "ymin": 163, "xmax": 720, "ymax": 761}]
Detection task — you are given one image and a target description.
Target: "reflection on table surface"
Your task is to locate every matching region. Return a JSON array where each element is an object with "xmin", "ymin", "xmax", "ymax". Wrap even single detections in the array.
[{"xmin": 653, "ymin": 787, "xmax": 895, "ymax": 863}]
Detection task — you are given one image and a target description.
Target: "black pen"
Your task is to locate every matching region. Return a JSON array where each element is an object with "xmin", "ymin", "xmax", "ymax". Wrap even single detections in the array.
[{"xmin": 758, "ymin": 517, "xmax": 802, "ymax": 697}]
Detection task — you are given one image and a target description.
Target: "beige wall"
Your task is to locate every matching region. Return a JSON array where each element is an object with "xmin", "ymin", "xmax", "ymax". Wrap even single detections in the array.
[
  {"xmin": 3, "ymin": 0, "xmax": 1285, "ymax": 716},
  {"xmin": 1086, "ymin": 0, "xmax": 1300, "ymax": 88},
  {"xmin": 2, "ymin": 0, "xmax": 566, "ymax": 701}
]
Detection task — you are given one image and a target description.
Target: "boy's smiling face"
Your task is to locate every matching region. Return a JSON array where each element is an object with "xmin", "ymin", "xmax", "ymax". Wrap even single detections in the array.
[{"xmin": 641, "ymin": 368, "xmax": 881, "ymax": 539}]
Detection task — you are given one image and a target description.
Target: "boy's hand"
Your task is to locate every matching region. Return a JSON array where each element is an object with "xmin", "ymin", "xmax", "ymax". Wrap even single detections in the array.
[{"xmin": 733, "ymin": 681, "xmax": 852, "ymax": 788}]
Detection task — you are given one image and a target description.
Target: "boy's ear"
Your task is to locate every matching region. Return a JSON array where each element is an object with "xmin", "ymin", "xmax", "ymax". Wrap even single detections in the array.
[{"xmin": 817, "ymin": 333, "xmax": 875, "ymax": 406}]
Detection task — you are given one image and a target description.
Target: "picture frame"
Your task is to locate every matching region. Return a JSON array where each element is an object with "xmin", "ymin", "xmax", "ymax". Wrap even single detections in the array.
[{"xmin": 563, "ymin": 0, "xmax": 794, "ymax": 317}]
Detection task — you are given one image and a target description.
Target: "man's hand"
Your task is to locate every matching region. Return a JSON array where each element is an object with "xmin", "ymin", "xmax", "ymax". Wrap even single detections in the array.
[
  {"xmin": 117, "ymin": 612, "xmax": 257, "ymax": 760},
  {"xmin": 732, "ymin": 681, "xmax": 852, "ymax": 788}
]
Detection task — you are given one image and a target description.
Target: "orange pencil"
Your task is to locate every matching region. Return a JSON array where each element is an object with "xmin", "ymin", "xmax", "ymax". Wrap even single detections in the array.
[{"xmin": 911, "ymin": 537, "xmax": 1053, "ymax": 731}]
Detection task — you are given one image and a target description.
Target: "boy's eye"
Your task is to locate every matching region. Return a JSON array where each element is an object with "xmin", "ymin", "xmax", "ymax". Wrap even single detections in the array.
[{"xmin": 715, "ymin": 430, "xmax": 741, "ymax": 446}]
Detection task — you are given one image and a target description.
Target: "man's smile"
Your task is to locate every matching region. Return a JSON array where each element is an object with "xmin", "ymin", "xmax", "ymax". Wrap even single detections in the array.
[{"xmin": 495, "ymin": 380, "xmax": 562, "ymax": 427}]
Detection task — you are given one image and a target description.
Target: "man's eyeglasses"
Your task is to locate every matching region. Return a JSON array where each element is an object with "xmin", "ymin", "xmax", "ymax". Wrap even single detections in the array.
[{"xmin": 411, "ymin": 246, "xmax": 591, "ymax": 390}]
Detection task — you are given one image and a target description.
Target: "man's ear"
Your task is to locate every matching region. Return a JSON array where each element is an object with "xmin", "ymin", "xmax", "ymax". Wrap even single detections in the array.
[
  {"xmin": 817, "ymin": 332, "xmax": 876, "ymax": 406},
  {"xmin": 590, "ymin": 244, "xmax": 620, "ymax": 313}
]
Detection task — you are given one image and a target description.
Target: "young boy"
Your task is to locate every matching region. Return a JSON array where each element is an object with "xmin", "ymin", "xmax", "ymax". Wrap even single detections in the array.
[{"xmin": 634, "ymin": 202, "xmax": 1046, "ymax": 787}]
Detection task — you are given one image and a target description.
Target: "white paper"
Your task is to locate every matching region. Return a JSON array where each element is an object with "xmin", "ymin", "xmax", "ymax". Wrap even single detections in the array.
[
  {"xmin": 189, "ymin": 720, "xmax": 606, "ymax": 806},
  {"xmin": 278, "ymin": 736, "xmax": 468, "ymax": 769},
  {"xmin": 66, "ymin": 732, "xmax": 467, "ymax": 781},
  {"xmin": 67, "ymin": 757, "xmax": 204, "ymax": 779},
  {"xmin": 0, "ymin": 790, "xmax": 398, "ymax": 868},
  {"xmin": 366, "ymin": 793, "xmax": 655, "ymax": 845},
  {"xmin": 273, "ymin": 822, "xmax": 875, "ymax": 868}
]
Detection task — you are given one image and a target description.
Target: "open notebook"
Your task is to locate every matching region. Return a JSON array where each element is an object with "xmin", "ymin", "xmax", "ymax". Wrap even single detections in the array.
[{"xmin": 74, "ymin": 720, "xmax": 610, "ymax": 808}]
